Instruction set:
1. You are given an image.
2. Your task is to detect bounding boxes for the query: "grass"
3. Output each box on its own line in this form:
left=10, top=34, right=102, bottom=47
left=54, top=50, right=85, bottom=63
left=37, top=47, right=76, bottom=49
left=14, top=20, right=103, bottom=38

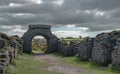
left=61, top=38, right=83, bottom=42
left=51, top=52, right=120, bottom=74
left=60, top=38, right=84, bottom=44
left=32, top=49, right=45, bottom=54
left=5, top=52, right=120, bottom=74
left=32, top=41, right=47, bottom=54
left=5, top=54, right=61, bottom=74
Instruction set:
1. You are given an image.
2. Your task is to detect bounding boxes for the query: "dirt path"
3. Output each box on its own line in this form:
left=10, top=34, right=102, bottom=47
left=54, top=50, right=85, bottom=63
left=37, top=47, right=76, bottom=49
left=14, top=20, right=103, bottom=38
left=35, top=53, right=89, bottom=74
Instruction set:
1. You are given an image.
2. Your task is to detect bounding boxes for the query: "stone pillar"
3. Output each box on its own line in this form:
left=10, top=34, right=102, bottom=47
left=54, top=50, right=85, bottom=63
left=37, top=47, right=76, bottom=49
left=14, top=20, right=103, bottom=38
left=46, top=35, right=58, bottom=53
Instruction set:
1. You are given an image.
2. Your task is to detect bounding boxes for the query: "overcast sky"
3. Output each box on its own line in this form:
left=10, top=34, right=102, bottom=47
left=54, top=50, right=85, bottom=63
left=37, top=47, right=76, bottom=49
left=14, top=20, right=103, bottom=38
left=0, top=0, right=120, bottom=38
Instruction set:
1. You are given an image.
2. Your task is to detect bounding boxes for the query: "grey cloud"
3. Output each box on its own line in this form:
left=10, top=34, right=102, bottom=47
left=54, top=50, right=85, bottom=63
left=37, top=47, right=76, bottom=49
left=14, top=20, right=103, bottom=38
left=0, top=0, right=120, bottom=32
left=0, top=0, right=31, bottom=5
left=63, top=0, right=120, bottom=10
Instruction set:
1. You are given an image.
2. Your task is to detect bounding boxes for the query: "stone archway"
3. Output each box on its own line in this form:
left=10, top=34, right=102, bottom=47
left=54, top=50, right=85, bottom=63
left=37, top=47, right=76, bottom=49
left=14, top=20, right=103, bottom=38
left=22, top=25, right=58, bottom=53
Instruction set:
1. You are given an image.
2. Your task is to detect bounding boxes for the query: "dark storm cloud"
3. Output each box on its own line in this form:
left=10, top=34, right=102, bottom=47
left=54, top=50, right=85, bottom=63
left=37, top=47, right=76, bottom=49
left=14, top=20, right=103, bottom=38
left=0, top=0, right=120, bottom=31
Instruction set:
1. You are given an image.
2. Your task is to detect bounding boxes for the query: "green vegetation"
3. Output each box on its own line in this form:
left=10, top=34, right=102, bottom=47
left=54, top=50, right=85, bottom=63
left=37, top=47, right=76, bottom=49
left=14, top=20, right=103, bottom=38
left=5, top=54, right=61, bottom=74
left=32, top=39, right=47, bottom=53
left=60, top=38, right=84, bottom=44
left=32, top=49, right=45, bottom=53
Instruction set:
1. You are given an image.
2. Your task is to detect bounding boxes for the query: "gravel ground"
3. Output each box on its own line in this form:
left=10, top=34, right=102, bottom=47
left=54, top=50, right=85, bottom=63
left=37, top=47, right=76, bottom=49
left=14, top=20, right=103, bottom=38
left=35, top=54, right=89, bottom=74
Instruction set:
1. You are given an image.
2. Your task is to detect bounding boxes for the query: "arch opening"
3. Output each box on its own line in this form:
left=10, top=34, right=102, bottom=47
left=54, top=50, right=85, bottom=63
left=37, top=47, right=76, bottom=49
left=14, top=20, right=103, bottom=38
left=32, top=36, right=47, bottom=54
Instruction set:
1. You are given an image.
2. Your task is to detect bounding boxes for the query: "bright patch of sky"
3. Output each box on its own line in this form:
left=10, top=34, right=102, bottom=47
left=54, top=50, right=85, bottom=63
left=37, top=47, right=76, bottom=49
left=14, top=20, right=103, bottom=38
left=9, top=3, right=22, bottom=7
left=51, top=24, right=115, bottom=38
left=30, top=0, right=43, bottom=4
left=52, top=25, right=89, bottom=38
left=53, top=0, right=64, bottom=6
left=52, top=24, right=89, bottom=32
left=10, top=13, right=34, bottom=17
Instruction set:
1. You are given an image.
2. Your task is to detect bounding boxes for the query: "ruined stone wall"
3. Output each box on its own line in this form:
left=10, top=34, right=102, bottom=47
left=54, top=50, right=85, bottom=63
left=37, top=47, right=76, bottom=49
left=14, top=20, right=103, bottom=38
left=57, top=30, right=120, bottom=70
left=0, top=33, right=23, bottom=74
left=57, top=40, right=79, bottom=56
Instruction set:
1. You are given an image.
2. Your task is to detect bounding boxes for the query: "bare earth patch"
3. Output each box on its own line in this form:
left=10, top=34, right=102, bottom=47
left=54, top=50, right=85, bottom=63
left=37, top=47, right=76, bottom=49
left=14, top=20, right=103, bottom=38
left=35, top=54, right=89, bottom=74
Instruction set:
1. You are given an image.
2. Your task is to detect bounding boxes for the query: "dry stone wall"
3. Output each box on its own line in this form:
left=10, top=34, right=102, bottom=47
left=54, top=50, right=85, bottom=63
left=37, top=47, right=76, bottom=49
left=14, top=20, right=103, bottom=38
left=57, top=40, right=79, bottom=56
left=0, top=33, right=23, bottom=74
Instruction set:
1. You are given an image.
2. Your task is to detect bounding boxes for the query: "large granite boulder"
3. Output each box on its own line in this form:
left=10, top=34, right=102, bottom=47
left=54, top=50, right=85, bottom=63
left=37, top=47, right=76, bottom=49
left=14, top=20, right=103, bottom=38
left=92, top=31, right=120, bottom=66
left=78, top=37, right=94, bottom=61
left=109, top=30, right=120, bottom=49
left=111, top=39, right=120, bottom=70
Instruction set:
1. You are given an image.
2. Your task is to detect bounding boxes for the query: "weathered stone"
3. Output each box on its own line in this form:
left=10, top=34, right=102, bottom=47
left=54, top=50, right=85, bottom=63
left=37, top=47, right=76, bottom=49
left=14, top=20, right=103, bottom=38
left=0, top=62, right=6, bottom=74
left=78, top=37, right=94, bottom=61
left=92, top=31, right=120, bottom=66
left=57, top=40, right=67, bottom=55
left=0, top=50, right=10, bottom=66
left=9, top=35, right=23, bottom=54
left=0, top=39, right=5, bottom=49
left=67, top=41, right=79, bottom=56
left=60, top=41, right=69, bottom=56
left=111, top=39, right=120, bottom=70
left=29, top=24, right=51, bottom=30
left=23, top=24, right=58, bottom=53
left=57, top=40, right=62, bottom=52
left=92, top=33, right=112, bottom=66
left=57, top=40, right=79, bottom=56
left=0, top=33, right=10, bottom=41
left=0, top=32, right=23, bottom=73
left=109, top=30, right=120, bottom=49
left=47, top=34, right=58, bottom=53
